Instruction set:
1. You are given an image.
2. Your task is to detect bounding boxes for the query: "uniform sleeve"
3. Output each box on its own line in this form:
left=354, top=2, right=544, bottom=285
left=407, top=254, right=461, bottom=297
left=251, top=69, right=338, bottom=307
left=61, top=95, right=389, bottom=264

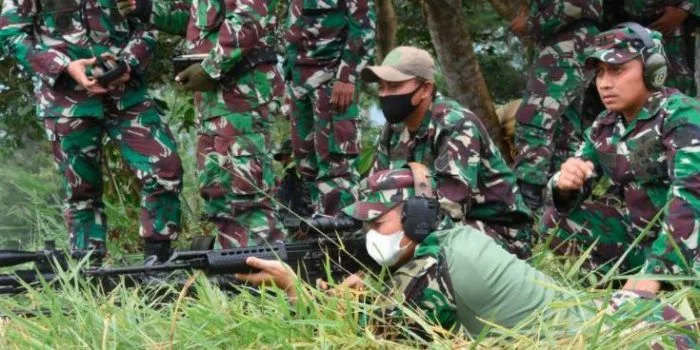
left=528, top=0, right=602, bottom=39
left=0, top=0, right=71, bottom=87
left=546, top=126, right=600, bottom=213
left=120, top=19, right=158, bottom=75
left=200, top=1, right=274, bottom=80
left=678, top=1, right=700, bottom=18
left=335, top=0, right=376, bottom=84
left=150, top=0, right=191, bottom=36
left=643, top=97, right=700, bottom=277
left=432, top=117, right=481, bottom=221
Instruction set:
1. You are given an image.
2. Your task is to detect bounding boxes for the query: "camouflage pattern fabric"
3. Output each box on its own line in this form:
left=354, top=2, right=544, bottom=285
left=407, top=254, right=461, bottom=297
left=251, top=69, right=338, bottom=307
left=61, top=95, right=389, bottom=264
left=371, top=94, right=534, bottom=259
left=603, top=290, right=697, bottom=349
left=288, top=80, right=361, bottom=216
left=342, top=167, right=422, bottom=221
left=284, top=0, right=376, bottom=215
left=513, top=0, right=603, bottom=198
left=0, top=0, right=183, bottom=250
left=150, top=0, right=285, bottom=247
left=542, top=88, right=700, bottom=280
left=284, top=0, right=376, bottom=94
left=0, top=0, right=157, bottom=118
left=622, top=0, right=698, bottom=95
left=197, top=106, right=284, bottom=248
left=372, top=233, right=458, bottom=340
left=44, top=101, right=182, bottom=250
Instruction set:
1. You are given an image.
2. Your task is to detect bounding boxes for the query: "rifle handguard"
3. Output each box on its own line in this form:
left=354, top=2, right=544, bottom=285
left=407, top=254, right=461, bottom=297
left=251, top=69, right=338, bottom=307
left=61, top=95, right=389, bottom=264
left=203, top=244, right=287, bottom=274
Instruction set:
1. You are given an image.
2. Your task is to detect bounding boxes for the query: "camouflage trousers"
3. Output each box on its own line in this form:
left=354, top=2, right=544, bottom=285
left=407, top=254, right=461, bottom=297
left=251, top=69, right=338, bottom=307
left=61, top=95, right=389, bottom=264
left=197, top=103, right=284, bottom=248
left=44, top=100, right=183, bottom=250
left=514, top=28, right=597, bottom=189
left=464, top=219, right=533, bottom=260
left=288, top=80, right=360, bottom=216
left=540, top=193, right=649, bottom=274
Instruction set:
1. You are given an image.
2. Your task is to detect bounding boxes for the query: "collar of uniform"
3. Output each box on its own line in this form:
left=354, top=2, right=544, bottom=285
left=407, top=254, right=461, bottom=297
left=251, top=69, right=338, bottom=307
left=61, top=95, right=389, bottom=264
left=413, top=232, right=441, bottom=259
left=633, top=89, right=667, bottom=123
left=414, top=94, right=439, bottom=140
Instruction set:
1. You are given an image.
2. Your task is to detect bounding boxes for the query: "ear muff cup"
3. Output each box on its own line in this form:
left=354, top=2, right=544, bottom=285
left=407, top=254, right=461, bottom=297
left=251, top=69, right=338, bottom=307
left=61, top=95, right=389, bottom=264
left=401, top=163, right=439, bottom=243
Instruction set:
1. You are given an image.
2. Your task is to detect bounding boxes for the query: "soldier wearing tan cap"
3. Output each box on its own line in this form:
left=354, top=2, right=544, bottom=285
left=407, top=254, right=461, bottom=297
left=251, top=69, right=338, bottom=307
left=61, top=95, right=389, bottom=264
left=362, top=46, right=535, bottom=259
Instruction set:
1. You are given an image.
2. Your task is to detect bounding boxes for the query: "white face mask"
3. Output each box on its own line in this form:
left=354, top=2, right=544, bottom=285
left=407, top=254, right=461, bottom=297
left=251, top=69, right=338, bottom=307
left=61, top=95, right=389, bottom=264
left=365, top=229, right=407, bottom=267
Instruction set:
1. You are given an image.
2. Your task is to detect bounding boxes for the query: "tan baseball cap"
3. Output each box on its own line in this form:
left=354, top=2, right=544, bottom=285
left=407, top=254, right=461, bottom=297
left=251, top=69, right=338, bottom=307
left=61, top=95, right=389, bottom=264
left=361, top=46, right=436, bottom=83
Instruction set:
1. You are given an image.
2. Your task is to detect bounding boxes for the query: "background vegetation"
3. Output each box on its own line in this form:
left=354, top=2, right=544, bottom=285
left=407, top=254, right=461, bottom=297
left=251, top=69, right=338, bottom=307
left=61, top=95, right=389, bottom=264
left=0, top=0, right=696, bottom=348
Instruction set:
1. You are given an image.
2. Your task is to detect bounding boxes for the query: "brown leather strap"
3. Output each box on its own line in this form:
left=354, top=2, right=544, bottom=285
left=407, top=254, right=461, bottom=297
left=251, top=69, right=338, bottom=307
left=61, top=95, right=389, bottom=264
left=407, top=162, right=433, bottom=198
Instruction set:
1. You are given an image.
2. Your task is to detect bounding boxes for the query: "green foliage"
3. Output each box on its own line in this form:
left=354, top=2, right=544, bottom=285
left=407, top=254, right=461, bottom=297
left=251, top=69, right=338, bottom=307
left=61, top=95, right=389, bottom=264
left=394, top=0, right=527, bottom=103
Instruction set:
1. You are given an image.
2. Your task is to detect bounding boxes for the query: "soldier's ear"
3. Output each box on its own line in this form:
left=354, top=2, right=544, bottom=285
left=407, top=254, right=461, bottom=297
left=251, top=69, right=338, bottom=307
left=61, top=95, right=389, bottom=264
left=421, top=81, right=435, bottom=100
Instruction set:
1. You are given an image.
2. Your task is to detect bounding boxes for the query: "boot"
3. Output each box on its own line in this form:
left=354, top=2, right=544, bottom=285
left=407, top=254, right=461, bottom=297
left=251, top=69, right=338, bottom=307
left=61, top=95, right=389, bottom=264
left=143, top=240, right=172, bottom=265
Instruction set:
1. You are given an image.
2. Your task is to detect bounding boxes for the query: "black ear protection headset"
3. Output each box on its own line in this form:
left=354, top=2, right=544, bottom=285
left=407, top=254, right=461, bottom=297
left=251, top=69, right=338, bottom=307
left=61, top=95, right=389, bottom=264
left=401, top=162, right=440, bottom=243
left=613, top=22, right=668, bottom=90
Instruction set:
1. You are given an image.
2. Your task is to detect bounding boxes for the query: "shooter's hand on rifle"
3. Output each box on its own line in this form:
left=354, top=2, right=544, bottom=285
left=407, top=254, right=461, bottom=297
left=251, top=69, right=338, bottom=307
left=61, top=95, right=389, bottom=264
left=316, top=272, right=365, bottom=296
left=235, top=257, right=299, bottom=300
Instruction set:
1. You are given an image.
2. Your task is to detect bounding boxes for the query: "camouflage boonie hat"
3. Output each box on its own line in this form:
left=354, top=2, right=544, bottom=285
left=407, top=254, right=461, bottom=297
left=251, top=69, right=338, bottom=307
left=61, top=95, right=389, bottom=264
left=586, top=23, right=666, bottom=67
left=342, top=168, right=437, bottom=222
left=273, top=139, right=292, bottom=161
left=361, top=46, right=436, bottom=83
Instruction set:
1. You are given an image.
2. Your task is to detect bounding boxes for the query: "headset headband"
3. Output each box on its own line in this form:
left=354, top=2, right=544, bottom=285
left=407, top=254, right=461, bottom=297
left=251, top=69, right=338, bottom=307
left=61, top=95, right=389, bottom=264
left=614, top=22, right=655, bottom=50
left=407, top=162, right=433, bottom=199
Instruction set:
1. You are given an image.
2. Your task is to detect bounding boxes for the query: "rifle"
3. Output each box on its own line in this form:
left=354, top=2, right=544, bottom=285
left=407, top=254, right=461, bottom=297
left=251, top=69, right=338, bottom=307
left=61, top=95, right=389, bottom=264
left=0, top=240, right=103, bottom=294
left=0, top=217, right=375, bottom=296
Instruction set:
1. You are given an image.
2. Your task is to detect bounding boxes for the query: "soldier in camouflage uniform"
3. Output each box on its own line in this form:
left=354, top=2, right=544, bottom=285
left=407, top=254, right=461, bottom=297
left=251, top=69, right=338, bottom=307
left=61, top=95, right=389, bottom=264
left=363, top=46, right=533, bottom=259
left=284, top=0, right=376, bottom=216
left=621, top=0, right=699, bottom=95
left=541, top=25, right=700, bottom=292
left=120, top=0, right=285, bottom=248
left=0, top=0, right=183, bottom=260
left=510, top=0, right=603, bottom=211
left=237, top=166, right=696, bottom=345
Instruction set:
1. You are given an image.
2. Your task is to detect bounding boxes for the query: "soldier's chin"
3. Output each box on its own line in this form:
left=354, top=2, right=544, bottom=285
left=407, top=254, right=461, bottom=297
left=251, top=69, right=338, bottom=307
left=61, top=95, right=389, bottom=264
left=602, top=101, right=622, bottom=112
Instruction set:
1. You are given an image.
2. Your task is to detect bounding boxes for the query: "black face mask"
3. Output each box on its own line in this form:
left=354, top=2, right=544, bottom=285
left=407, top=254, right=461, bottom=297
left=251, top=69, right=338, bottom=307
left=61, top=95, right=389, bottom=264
left=380, top=84, right=424, bottom=124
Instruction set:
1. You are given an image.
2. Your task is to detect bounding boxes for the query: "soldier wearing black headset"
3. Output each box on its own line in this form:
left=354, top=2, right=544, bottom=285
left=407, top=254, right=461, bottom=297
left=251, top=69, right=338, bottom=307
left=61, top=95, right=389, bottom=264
left=236, top=162, right=697, bottom=343
left=236, top=162, right=567, bottom=337
left=541, top=22, right=700, bottom=294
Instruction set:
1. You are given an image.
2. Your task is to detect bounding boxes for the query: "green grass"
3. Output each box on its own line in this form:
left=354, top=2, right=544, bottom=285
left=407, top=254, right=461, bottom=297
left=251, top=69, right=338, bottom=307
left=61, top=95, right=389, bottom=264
left=0, top=89, right=697, bottom=348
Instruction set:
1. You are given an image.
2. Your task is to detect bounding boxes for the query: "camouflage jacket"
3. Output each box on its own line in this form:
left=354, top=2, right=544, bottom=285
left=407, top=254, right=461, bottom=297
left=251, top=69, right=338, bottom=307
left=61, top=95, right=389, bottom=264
left=371, top=94, right=532, bottom=227
left=623, top=0, right=700, bottom=20
left=547, top=88, right=700, bottom=276
left=528, top=0, right=603, bottom=42
left=150, top=0, right=283, bottom=118
left=0, top=0, right=156, bottom=118
left=284, top=0, right=376, bottom=97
